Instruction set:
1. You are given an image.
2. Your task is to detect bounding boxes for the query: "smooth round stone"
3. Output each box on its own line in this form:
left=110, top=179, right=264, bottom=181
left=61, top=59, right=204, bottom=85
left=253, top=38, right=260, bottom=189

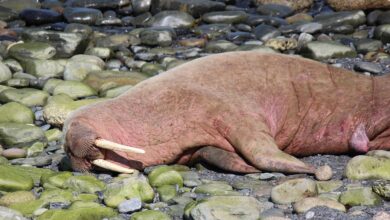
left=3, top=59, right=23, bottom=72
left=150, top=0, right=226, bottom=18
left=0, top=123, right=45, bottom=147
left=64, top=7, right=103, bottom=25
left=2, top=148, right=27, bottom=159
left=194, top=23, right=232, bottom=39
left=300, top=41, right=357, bottom=60
left=139, top=28, right=175, bottom=46
left=0, top=191, right=35, bottom=207
left=0, top=88, right=49, bottom=107
left=64, top=23, right=93, bottom=37
left=53, top=81, right=96, bottom=99
left=286, top=13, right=313, bottom=24
left=19, top=9, right=62, bottom=25
left=257, top=3, right=293, bottom=18
left=0, top=0, right=40, bottom=13
left=202, top=11, right=248, bottom=24
left=6, top=79, right=29, bottom=88
left=367, top=10, right=383, bottom=26
left=354, top=62, right=383, bottom=75
left=9, top=42, right=56, bottom=60
left=132, top=0, right=152, bottom=15
left=293, top=197, right=345, bottom=213
left=63, top=56, right=104, bottom=81
left=0, top=61, right=12, bottom=83
left=151, top=11, right=194, bottom=28
left=254, top=0, right=313, bottom=11
left=178, top=38, right=207, bottom=47
left=65, top=0, right=130, bottom=8
left=246, top=15, right=287, bottom=27
left=253, top=24, right=281, bottom=42
left=118, top=198, right=142, bottom=213
left=0, top=102, right=34, bottom=124
left=226, top=32, right=256, bottom=43
left=105, top=59, right=122, bottom=70
left=271, top=178, right=317, bottom=204
left=315, top=165, right=333, bottom=181
left=376, top=11, right=390, bottom=25
left=205, top=40, right=238, bottom=53
left=355, top=39, right=383, bottom=54
left=131, top=210, right=170, bottom=220
left=23, top=59, right=66, bottom=78
left=313, top=11, right=366, bottom=28
left=375, top=24, right=390, bottom=44
left=339, top=187, right=382, bottom=206
left=345, top=155, right=390, bottom=180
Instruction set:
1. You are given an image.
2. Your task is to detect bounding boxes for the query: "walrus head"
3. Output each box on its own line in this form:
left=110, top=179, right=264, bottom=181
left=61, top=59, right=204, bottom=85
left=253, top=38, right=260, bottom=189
left=64, top=119, right=145, bottom=174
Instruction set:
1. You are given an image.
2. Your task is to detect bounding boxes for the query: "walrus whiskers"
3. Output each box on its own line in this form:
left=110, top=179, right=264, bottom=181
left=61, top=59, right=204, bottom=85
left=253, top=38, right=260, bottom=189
left=94, top=139, right=145, bottom=154
left=92, top=159, right=136, bottom=173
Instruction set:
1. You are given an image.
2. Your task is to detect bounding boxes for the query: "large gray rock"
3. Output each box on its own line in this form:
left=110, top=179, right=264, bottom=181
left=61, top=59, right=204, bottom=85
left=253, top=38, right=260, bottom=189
left=22, top=30, right=87, bottom=58
left=188, top=196, right=265, bottom=220
left=0, top=61, right=12, bottom=83
left=0, top=123, right=45, bottom=148
left=0, top=88, right=49, bottom=107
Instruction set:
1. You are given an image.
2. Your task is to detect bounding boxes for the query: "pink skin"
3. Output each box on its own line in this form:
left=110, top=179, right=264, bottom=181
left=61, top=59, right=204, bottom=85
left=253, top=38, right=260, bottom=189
left=64, top=52, right=390, bottom=174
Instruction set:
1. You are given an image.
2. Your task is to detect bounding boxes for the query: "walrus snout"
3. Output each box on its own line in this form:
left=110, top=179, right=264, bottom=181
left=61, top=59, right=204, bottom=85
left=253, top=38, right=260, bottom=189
left=64, top=120, right=145, bottom=173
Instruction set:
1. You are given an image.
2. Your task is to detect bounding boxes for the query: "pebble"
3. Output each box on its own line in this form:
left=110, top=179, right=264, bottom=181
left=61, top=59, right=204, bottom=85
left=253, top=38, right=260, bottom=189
left=2, top=148, right=27, bottom=159
left=354, top=61, right=383, bottom=75
left=118, top=198, right=142, bottom=213
left=315, top=165, right=333, bottom=181
left=19, top=9, right=62, bottom=25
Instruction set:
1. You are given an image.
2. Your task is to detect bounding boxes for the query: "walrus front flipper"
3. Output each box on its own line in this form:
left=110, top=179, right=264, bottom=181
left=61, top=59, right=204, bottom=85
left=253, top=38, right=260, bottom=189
left=189, top=146, right=259, bottom=173
left=227, top=120, right=316, bottom=174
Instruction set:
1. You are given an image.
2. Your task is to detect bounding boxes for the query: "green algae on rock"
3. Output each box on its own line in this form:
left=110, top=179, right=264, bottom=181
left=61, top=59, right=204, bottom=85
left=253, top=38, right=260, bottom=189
left=271, top=178, right=317, bottom=204
left=8, top=42, right=56, bottom=60
left=0, top=191, right=35, bottom=207
left=130, top=210, right=171, bottom=220
left=148, top=166, right=184, bottom=188
left=0, top=102, right=34, bottom=124
left=157, top=185, right=177, bottom=202
left=63, top=175, right=105, bottom=194
left=36, top=204, right=116, bottom=220
left=0, top=88, right=49, bottom=107
left=0, top=123, right=45, bottom=148
left=345, top=155, right=390, bottom=180
left=339, top=187, right=382, bottom=206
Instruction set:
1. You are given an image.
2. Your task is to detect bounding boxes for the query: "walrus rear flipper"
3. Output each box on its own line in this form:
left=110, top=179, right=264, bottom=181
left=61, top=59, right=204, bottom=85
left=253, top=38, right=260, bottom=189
left=188, top=146, right=259, bottom=173
left=227, top=119, right=316, bottom=174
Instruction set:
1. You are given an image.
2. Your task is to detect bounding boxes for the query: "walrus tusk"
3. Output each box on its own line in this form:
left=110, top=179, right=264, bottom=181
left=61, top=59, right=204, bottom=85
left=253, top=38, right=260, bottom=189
left=92, top=159, right=135, bottom=173
left=95, top=139, right=145, bottom=154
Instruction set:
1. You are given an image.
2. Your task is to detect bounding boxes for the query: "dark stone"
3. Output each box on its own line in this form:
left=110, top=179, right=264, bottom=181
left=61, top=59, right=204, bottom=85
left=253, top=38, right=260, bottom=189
left=19, top=9, right=62, bottom=26
left=313, top=10, right=366, bottom=28
left=253, top=24, right=281, bottom=42
left=64, top=0, right=130, bottom=9
left=0, top=6, right=18, bottom=21
left=354, top=62, right=383, bottom=75
left=256, top=4, right=293, bottom=18
left=226, top=32, right=256, bottom=43
left=132, top=0, right=152, bottom=15
left=377, top=11, right=390, bottom=25
left=367, top=10, right=383, bottom=26
left=246, top=15, right=287, bottom=27
left=63, top=7, right=103, bottom=25
left=151, top=0, right=226, bottom=18
left=355, top=39, right=383, bottom=53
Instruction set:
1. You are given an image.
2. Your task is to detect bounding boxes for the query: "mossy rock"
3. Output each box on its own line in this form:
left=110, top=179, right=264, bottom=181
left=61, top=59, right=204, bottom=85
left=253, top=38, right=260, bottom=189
left=339, top=187, right=382, bottom=206
left=345, top=155, right=390, bottom=180
left=0, top=88, right=49, bottom=107
left=0, top=102, right=34, bottom=124
left=316, top=180, right=343, bottom=194
left=63, top=175, right=105, bottom=194
left=41, top=172, right=73, bottom=188
left=9, top=198, right=47, bottom=217
left=44, top=129, right=63, bottom=142
left=0, top=123, right=46, bottom=148
left=0, top=191, right=35, bottom=207
left=157, top=185, right=177, bottom=202
left=40, top=189, right=73, bottom=203
left=36, top=204, right=116, bottom=220
left=148, top=166, right=184, bottom=187
left=104, top=174, right=154, bottom=208
left=0, top=165, right=34, bottom=191
left=194, top=182, right=238, bottom=196
left=130, top=210, right=171, bottom=220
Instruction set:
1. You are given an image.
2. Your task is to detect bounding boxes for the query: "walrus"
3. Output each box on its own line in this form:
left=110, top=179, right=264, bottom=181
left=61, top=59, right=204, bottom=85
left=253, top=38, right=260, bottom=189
left=63, top=51, right=390, bottom=174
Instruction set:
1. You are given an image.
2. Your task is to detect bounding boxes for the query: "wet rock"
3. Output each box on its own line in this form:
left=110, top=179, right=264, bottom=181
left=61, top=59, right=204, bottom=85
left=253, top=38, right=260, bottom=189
left=151, top=0, right=226, bottom=18
left=26, top=142, right=47, bottom=157
left=0, top=102, right=34, bottom=124
left=374, top=24, right=390, bottom=44
left=271, top=178, right=317, bottom=204
left=355, top=39, right=383, bottom=54
left=148, top=165, right=183, bottom=187
left=377, top=11, right=390, bottom=25
left=0, top=165, right=34, bottom=191
left=0, top=88, right=49, bottom=107
left=118, top=198, right=142, bottom=213
left=327, top=0, right=390, bottom=11
left=131, top=210, right=171, bottom=220
left=9, top=42, right=56, bottom=61
left=313, top=10, right=366, bottom=28
left=316, top=180, right=343, bottom=194
left=157, top=185, right=177, bottom=202
left=23, top=59, right=67, bottom=78
left=339, top=186, right=382, bottom=206
left=345, top=155, right=390, bottom=180
left=188, top=196, right=264, bottom=220
left=63, top=175, right=105, bottom=194
left=36, top=203, right=116, bottom=220
left=139, top=27, right=175, bottom=46
left=65, top=0, right=130, bottom=8
left=85, top=47, right=111, bottom=59
left=254, top=0, right=313, bottom=11
left=286, top=13, right=313, bottom=24
left=0, top=206, right=27, bottom=220
left=2, top=148, right=27, bottom=159
left=0, top=0, right=40, bottom=13
left=22, top=30, right=86, bottom=58
left=151, top=11, right=194, bottom=28
left=63, top=55, right=104, bottom=81
left=202, top=11, right=248, bottom=24
left=11, top=154, right=54, bottom=166
left=64, top=7, right=103, bottom=25
left=373, top=181, right=390, bottom=200
left=195, top=181, right=237, bottom=196
left=0, top=123, right=45, bottom=147
left=104, top=174, right=154, bottom=207
left=354, top=61, right=383, bottom=75
left=44, top=128, right=62, bottom=142
left=19, top=9, right=62, bottom=25
left=52, top=81, right=96, bottom=99
left=300, top=41, right=357, bottom=60
left=293, top=197, right=346, bottom=213
left=101, top=85, right=133, bottom=98
left=253, top=24, right=281, bottom=42
left=257, top=4, right=293, bottom=18
left=41, top=172, right=73, bottom=188
left=205, top=40, right=238, bottom=53
left=194, top=23, right=232, bottom=39
left=43, top=94, right=106, bottom=127
left=0, top=191, right=35, bottom=207
left=83, top=70, right=147, bottom=92
left=132, top=0, right=152, bottom=15
left=0, top=61, right=12, bottom=83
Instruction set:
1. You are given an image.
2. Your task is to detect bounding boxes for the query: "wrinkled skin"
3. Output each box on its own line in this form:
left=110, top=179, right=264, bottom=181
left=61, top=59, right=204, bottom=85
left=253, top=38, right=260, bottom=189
left=64, top=52, right=390, bottom=174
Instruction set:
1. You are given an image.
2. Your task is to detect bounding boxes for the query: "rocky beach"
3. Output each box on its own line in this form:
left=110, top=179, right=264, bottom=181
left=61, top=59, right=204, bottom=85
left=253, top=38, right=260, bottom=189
left=0, top=0, right=390, bottom=219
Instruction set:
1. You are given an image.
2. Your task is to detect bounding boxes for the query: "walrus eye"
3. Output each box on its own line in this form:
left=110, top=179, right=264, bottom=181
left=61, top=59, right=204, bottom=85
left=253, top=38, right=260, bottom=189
left=94, top=139, right=145, bottom=154
left=92, top=159, right=136, bottom=173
